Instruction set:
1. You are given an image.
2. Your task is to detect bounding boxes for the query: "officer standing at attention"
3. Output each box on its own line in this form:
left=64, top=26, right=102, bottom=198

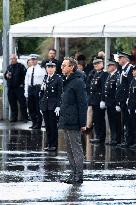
left=127, top=65, right=136, bottom=148
left=116, top=52, right=133, bottom=148
left=89, top=57, right=108, bottom=144
left=4, top=54, right=28, bottom=122
left=41, top=49, right=62, bottom=74
left=24, top=55, right=46, bottom=129
left=39, top=61, right=63, bottom=151
left=104, top=60, right=122, bottom=146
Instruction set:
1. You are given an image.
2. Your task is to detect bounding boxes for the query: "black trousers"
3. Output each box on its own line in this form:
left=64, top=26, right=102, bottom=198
left=92, top=106, right=106, bottom=142
left=128, top=113, right=136, bottom=145
left=28, top=86, right=42, bottom=126
left=107, top=106, right=122, bottom=143
left=42, top=110, right=58, bottom=148
left=120, top=103, right=130, bottom=144
left=8, top=87, right=28, bottom=120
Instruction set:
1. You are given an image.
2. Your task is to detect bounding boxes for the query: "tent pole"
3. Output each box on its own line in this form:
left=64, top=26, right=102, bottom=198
left=2, top=0, right=10, bottom=120
left=54, top=37, right=60, bottom=60
left=104, top=37, right=111, bottom=70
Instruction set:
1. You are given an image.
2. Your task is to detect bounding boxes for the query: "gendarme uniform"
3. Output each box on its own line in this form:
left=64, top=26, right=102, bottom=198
left=24, top=56, right=46, bottom=129
left=89, top=58, right=108, bottom=143
left=127, top=66, right=136, bottom=146
left=104, top=61, right=122, bottom=145
left=40, top=62, right=63, bottom=150
left=116, top=52, right=133, bottom=145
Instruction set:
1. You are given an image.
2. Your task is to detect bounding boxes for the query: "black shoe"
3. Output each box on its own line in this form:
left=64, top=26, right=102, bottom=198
left=23, top=119, right=28, bottom=123
left=10, top=119, right=17, bottom=122
left=90, top=139, right=103, bottom=144
left=33, top=125, right=41, bottom=130
left=45, top=147, right=57, bottom=151
left=64, top=175, right=83, bottom=184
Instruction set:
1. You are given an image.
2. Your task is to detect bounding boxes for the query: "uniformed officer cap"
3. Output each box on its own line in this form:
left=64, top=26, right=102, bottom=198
left=93, top=57, right=103, bottom=64
left=107, top=60, right=117, bottom=66
left=46, top=61, right=56, bottom=67
left=118, top=52, right=131, bottom=60
left=29, top=54, right=38, bottom=60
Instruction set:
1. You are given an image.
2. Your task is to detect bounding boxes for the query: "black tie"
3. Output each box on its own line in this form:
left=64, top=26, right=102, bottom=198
left=31, top=67, right=34, bottom=86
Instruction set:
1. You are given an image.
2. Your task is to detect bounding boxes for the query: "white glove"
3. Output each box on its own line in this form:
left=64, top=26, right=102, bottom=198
left=100, top=101, right=106, bottom=109
left=128, top=109, right=130, bottom=114
left=126, top=98, right=129, bottom=105
left=135, top=110, right=136, bottom=114
left=116, top=105, right=121, bottom=112
left=54, top=107, right=60, bottom=116
left=24, top=93, right=28, bottom=98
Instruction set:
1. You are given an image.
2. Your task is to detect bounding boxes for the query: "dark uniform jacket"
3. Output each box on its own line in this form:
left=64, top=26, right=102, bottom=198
left=116, top=63, right=133, bottom=104
left=39, top=74, right=63, bottom=111
left=59, top=71, right=88, bottom=130
left=128, top=78, right=136, bottom=111
left=88, top=70, right=108, bottom=107
left=105, top=71, right=120, bottom=107
left=41, top=59, right=62, bottom=74
left=4, top=63, right=26, bottom=88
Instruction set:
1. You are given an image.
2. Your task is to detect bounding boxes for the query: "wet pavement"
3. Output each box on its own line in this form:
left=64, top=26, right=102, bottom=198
left=0, top=121, right=136, bottom=204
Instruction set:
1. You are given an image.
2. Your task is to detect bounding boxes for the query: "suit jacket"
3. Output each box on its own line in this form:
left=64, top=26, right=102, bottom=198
left=128, top=78, right=136, bottom=111
left=39, top=74, right=63, bottom=111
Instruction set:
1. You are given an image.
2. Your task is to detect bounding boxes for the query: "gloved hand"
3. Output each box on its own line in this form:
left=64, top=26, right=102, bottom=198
left=54, top=107, right=60, bottom=116
left=116, top=105, right=121, bottom=112
left=24, top=93, right=28, bottom=98
left=135, top=110, right=136, bottom=114
left=100, top=101, right=106, bottom=109
left=126, top=98, right=129, bottom=105
left=128, top=109, right=130, bottom=114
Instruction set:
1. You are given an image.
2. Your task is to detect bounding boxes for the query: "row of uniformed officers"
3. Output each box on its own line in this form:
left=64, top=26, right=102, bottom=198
left=4, top=51, right=136, bottom=151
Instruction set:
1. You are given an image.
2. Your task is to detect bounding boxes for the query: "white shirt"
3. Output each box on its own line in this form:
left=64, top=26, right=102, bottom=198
left=110, top=69, right=117, bottom=76
left=24, top=64, right=46, bottom=98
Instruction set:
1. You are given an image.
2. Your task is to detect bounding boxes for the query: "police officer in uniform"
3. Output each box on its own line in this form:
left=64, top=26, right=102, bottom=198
left=116, top=52, right=133, bottom=148
left=41, top=49, right=62, bottom=74
left=4, top=54, right=28, bottom=122
left=40, top=61, right=63, bottom=151
left=127, top=65, right=136, bottom=148
left=24, top=55, right=46, bottom=129
left=89, top=58, right=108, bottom=144
left=105, top=60, right=122, bottom=145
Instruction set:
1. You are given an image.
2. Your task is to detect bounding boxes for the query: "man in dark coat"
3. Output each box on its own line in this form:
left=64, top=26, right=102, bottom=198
left=40, top=61, right=63, bottom=151
left=59, top=57, right=87, bottom=184
left=4, top=54, right=28, bottom=122
left=41, top=49, right=62, bottom=74
left=116, top=52, right=133, bottom=148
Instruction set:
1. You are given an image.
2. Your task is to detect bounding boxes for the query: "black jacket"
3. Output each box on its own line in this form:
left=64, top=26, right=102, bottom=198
left=41, top=59, right=62, bottom=74
left=88, top=70, right=108, bottom=107
left=59, top=71, right=88, bottom=130
left=128, top=78, right=136, bottom=111
left=39, top=74, right=63, bottom=111
left=105, top=71, right=120, bottom=107
left=4, top=63, right=26, bottom=88
left=116, top=63, right=133, bottom=104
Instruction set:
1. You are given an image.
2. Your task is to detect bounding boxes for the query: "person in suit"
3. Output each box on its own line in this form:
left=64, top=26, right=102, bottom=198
left=4, top=54, right=28, bottom=122
left=89, top=57, right=109, bottom=144
left=41, top=49, right=62, bottom=74
left=40, top=61, right=63, bottom=151
left=24, top=54, right=46, bottom=129
left=104, top=60, right=122, bottom=145
left=116, top=52, right=133, bottom=148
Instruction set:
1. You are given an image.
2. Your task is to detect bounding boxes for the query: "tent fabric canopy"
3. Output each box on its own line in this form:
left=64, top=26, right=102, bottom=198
left=10, top=0, right=136, bottom=38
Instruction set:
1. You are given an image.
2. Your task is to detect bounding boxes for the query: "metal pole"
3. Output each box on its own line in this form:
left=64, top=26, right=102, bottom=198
left=2, top=0, right=10, bottom=120
left=104, top=37, right=111, bottom=70
left=65, top=0, right=69, bottom=56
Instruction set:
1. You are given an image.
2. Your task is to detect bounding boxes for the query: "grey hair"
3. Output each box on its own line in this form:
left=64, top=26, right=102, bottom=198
left=64, top=56, right=78, bottom=72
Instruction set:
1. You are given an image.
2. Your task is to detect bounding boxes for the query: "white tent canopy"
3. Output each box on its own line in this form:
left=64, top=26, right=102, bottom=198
left=10, top=0, right=136, bottom=38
